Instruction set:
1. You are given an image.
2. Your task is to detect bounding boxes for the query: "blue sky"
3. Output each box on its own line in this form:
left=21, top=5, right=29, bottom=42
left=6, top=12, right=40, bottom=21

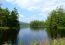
left=0, top=0, right=65, bottom=23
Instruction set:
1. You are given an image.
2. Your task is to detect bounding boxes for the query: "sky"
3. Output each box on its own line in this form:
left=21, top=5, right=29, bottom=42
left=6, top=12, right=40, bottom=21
left=0, top=0, right=65, bottom=23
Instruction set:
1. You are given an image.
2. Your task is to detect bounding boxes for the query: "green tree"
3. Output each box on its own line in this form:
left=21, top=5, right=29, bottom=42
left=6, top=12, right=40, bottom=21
left=9, top=8, right=20, bottom=29
left=30, top=20, right=44, bottom=29
left=46, top=7, right=65, bottom=38
left=0, top=7, right=20, bottom=44
left=0, top=3, right=19, bottom=30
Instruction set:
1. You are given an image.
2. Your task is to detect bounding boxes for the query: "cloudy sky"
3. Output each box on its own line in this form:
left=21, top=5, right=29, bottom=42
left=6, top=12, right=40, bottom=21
left=0, top=0, right=65, bottom=23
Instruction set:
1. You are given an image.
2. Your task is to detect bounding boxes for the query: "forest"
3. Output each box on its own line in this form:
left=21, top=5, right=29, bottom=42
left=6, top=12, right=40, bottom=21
left=30, top=7, right=65, bottom=39
left=29, top=7, right=65, bottom=45
left=0, top=6, right=20, bottom=45
left=0, top=4, right=65, bottom=45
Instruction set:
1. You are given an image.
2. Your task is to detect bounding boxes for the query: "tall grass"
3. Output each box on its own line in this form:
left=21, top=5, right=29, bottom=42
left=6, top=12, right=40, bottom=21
left=52, top=38, right=65, bottom=45
left=31, top=38, right=65, bottom=45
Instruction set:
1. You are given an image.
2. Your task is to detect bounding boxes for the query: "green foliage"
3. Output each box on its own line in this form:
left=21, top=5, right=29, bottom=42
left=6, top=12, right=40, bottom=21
left=30, top=20, right=44, bottom=29
left=52, top=38, right=65, bottom=45
left=0, top=7, right=20, bottom=29
left=46, top=7, right=65, bottom=38
left=0, top=7, right=20, bottom=44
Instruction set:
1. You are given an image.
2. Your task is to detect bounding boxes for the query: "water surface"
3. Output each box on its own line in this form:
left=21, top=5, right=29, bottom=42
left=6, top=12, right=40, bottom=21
left=17, top=28, right=49, bottom=45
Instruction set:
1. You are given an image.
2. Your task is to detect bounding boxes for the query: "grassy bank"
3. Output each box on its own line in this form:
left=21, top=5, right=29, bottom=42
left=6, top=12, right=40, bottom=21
left=0, top=27, right=9, bottom=29
left=31, top=38, right=65, bottom=45
left=51, top=38, right=65, bottom=45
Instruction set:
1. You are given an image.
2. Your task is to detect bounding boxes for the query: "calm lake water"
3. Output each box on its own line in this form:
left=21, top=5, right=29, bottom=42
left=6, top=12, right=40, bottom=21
left=17, top=28, right=50, bottom=45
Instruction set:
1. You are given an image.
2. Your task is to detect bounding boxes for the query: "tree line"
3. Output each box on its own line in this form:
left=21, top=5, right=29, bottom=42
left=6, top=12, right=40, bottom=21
left=0, top=7, right=20, bottom=44
left=0, top=7, right=20, bottom=30
left=30, top=7, right=65, bottom=39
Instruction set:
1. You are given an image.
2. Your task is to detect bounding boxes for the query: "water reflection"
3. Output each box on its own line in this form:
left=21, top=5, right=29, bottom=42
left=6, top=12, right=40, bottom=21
left=17, top=28, right=49, bottom=45
left=0, top=29, right=19, bottom=45
left=0, top=28, right=50, bottom=45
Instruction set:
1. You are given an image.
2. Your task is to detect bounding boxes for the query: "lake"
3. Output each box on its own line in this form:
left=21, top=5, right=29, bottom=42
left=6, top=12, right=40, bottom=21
left=17, top=28, right=50, bottom=45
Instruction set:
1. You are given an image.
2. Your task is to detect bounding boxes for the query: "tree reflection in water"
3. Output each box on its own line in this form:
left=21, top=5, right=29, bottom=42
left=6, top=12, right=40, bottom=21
left=0, top=28, right=19, bottom=45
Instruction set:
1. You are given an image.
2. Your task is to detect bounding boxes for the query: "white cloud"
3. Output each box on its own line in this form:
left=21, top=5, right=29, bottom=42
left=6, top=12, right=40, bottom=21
left=25, top=16, right=36, bottom=22
left=19, top=14, right=24, bottom=18
left=22, top=15, right=38, bottom=23
left=5, top=0, right=65, bottom=22
left=6, top=0, right=14, bottom=2
left=5, top=0, right=65, bottom=11
left=18, top=14, right=24, bottom=21
left=0, top=0, right=5, bottom=3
